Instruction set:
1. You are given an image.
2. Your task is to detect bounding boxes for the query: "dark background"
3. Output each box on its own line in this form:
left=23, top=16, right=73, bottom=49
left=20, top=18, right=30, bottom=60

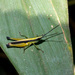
left=69, top=5, right=75, bottom=64
left=0, top=2, right=75, bottom=75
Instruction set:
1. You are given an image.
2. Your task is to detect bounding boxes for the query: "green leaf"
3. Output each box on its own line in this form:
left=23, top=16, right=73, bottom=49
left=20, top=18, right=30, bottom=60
left=0, top=0, right=73, bottom=75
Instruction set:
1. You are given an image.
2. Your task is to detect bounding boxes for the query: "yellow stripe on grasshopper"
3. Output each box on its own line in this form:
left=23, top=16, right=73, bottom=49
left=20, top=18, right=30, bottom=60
left=7, top=37, right=24, bottom=41
left=7, top=41, right=37, bottom=47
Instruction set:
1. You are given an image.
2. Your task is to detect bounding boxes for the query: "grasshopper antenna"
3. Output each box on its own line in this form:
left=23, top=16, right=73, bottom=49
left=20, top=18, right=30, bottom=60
left=42, top=25, right=59, bottom=38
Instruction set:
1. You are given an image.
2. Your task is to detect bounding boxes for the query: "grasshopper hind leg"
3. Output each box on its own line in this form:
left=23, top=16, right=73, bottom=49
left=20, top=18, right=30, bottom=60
left=23, top=45, right=31, bottom=53
left=33, top=44, right=44, bottom=53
